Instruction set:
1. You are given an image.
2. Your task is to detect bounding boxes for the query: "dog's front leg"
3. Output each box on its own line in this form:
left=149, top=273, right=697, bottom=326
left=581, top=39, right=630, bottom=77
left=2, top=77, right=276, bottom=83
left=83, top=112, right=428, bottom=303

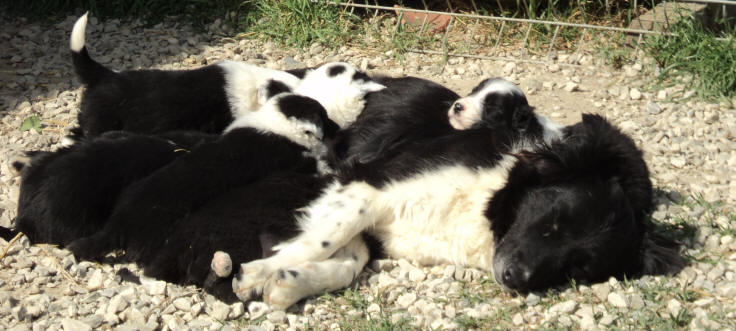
left=232, top=180, right=377, bottom=302
left=261, top=235, right=370, bottom=310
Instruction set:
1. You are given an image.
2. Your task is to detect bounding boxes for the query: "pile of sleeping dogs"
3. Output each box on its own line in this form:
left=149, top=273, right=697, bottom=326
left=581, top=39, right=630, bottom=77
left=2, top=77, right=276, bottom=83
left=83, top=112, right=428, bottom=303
left=3, top=13, right=684, bottom=310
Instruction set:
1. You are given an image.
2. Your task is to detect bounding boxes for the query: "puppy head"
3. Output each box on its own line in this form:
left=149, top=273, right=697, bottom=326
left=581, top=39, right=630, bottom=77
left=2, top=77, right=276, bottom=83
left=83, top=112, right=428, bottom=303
left=226, top=93, right=339, bottom=152
left=487, top=114, right=683, bottom=292
left=449, top=78, right=533, bottom=130
left=294, top=62, right=385, bottom=128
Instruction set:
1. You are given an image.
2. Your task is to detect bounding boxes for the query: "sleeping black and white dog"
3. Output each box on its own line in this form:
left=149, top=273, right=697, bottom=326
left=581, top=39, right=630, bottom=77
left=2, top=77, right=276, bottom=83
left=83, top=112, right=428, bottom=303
left=228, top=109, right=683, bottom=310
left=69, top=13, right=383, bottom=139
left=65, top=93, right=338, bottom=266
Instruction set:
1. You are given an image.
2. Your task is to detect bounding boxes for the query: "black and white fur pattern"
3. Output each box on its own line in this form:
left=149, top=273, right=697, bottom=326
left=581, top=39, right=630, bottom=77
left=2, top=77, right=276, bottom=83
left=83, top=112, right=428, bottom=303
left=69, top=13, right=301, bottom=139
left=448, top=77, right=563, bottom=143
left=65, top=93, right=338, bottom=265
left=230, top=114, right=683, bottom=310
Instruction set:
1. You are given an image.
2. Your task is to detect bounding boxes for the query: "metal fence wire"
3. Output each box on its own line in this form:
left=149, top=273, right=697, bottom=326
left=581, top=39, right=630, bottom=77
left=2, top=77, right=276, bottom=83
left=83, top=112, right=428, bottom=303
left=317, top=0, right=735, bottom=66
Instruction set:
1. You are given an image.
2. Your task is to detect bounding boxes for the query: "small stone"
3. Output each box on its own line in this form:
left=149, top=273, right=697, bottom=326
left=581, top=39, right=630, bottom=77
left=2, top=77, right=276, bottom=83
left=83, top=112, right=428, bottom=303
left=140, top=277, right=166, bottom=296
left=267, top=310, right=287, bottom=324
left=512, top=312, right=525, bottom=325
left=564, top=82, right=579, bottom=92
left=667, top=298, right=682, bottom=317
left=61, top=318, right=92, bottom=331
left=408, top=268, right=426, bottom=282
left=629, top=88, right=642, bottom=100
left=86, top=269, right=104, bottom=291
left=229, top=302, right=245, bottom=319
left=607, top=292, right=627, bottom=308
left=173, top=297, right=191, bottom=311
left=525, top=293, right=541, bottom=306
left=549, top=63, right=561, bottom=73
left=657, top=90, right=668, bottom=100
left=647, top=101, right=662, bottom=115
left=377, top=273, right=398, bottom=291
left=503, top=62, right=516, bottom=74
left=630, top=294, right=645, bottom=309
left=208, top=301, right=230, bottom=320
left=396, top=292, right=417, bottom=308
left=670, top=156, right=687, bottom=168
left=106, top=295, right=128, bottom=315
left=550, top=300, right=577, bottom=315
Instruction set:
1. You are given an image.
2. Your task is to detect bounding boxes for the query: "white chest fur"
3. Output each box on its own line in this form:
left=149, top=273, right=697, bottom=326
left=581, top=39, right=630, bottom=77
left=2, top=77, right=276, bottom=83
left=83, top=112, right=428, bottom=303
left=367, top=156, right=516, bottom=271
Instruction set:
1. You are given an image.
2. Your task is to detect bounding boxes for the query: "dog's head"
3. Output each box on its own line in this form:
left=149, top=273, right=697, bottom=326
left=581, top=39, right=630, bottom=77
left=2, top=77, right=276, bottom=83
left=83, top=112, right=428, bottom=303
left=294, top=62, right=385, bottom=128
left=487, top=114, right=683, bottom=292
left=226, top=93, right=339, bottom=153
left=449, top=78, right=562, bottom=142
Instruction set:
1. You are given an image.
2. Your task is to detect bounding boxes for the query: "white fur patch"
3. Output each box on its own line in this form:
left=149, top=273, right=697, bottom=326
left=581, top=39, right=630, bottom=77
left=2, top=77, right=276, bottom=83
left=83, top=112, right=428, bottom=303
left=536, top=114, right=564, bottom=143
left=448, top=78, right=525, bottom=130
left=294, top=62, right=385, bottom=128
left=70, top=12, right=88, bottom=52
left=224, top=93, right=326, bottom=155
left=217, top=61, right=301, bottom=118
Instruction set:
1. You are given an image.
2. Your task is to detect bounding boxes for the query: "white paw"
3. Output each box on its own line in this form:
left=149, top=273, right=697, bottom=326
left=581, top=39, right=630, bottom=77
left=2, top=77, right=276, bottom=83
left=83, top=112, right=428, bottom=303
left=211, top=251, right=232, bottom=278
left=262, top=265, right=316, bottom=310
left=232, top=260, right=273, bottom=302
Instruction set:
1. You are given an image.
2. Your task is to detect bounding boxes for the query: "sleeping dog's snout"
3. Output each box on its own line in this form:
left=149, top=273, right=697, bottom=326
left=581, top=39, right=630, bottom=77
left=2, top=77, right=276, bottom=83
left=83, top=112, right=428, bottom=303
left=452, top=102, right=464, bottom=114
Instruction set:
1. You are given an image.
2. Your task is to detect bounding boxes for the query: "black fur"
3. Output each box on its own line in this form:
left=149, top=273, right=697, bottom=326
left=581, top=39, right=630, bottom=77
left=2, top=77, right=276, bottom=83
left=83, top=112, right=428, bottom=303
left=10, top=131, right=213, bottom=246
left=328, top=76, right=459, bottom=168
left=73, top=45, right=234, bottom=137
left=488, top=114, right=683, bottom=292
left=143, top=173, right=329, bottom=302
left=65, top=97, right=336, bottom=266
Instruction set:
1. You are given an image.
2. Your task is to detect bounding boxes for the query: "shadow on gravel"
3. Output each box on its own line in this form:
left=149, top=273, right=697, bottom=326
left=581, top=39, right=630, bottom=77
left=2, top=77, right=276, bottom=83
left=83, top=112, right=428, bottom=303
left=1, top=13, right=229, bottom=124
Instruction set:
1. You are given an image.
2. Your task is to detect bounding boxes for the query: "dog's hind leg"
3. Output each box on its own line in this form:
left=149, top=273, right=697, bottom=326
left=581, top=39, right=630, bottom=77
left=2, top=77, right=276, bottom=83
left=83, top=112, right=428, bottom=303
left=232, top=180, right=377, bottom=302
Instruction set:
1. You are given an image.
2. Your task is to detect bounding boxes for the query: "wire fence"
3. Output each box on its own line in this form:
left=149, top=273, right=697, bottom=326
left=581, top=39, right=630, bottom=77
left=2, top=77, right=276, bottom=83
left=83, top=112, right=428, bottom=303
left=319, top=0, right=734, bottom=66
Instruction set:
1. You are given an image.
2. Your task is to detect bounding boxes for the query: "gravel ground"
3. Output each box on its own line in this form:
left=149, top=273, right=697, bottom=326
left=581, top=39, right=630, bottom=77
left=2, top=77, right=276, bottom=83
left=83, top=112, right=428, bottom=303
left=1, top=14, right=735, bottom=331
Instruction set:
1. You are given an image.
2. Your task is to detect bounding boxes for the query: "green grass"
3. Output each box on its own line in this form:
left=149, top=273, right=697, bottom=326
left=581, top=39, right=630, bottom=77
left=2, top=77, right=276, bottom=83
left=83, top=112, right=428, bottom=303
left=644, top=16, right=736, bottom=101
left=239, top=0, right=363, bottom=49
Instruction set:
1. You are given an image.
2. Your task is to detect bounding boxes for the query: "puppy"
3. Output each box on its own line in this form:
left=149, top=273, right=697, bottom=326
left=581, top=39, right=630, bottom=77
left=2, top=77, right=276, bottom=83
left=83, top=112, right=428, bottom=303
left=6, top=131, right=213, bottom=246
left=69, top=13, right=301, bottom=138
left=66, top=93, right=338, bottom=266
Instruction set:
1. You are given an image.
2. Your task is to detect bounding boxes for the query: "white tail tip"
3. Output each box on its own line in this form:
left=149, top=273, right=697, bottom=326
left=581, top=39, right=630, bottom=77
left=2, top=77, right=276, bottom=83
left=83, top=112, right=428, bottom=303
left=70, top=12, right=89, bottom=52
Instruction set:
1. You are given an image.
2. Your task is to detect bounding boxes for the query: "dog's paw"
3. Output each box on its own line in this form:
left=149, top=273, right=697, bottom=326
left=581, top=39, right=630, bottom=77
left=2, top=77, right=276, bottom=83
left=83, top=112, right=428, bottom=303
left=211, top=251, right=232, bottom=278
left=232, top=260, right=273, bottom=302
left=262, top=265, right=317, bottom=310
left=66, top=237, right=101, bottom=262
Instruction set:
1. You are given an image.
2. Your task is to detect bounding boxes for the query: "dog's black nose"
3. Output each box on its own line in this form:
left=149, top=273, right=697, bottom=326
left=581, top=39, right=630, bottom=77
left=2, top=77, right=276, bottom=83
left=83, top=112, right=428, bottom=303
left=453, top=102, right=464, bottom=114
left=502, top=265, right=529, bottom=291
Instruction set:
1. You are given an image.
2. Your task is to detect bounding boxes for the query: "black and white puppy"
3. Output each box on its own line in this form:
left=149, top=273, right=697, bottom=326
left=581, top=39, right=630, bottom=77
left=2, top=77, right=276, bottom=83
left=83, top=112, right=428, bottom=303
left=69, top=13, right=301, bottom=139
left=231, top=114, right=683, bottom=309
left=5, top=131, right=213, bottom=246
left=66, top=93, right=338, bottom=266
left=448, top=77, right=562, bottom=142
left=329, top=76, right=560, bottom=169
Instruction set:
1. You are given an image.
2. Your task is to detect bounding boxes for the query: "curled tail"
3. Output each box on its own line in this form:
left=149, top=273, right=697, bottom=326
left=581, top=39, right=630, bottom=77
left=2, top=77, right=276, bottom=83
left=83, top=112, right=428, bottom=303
left=70, top=12, right=114, bottom=86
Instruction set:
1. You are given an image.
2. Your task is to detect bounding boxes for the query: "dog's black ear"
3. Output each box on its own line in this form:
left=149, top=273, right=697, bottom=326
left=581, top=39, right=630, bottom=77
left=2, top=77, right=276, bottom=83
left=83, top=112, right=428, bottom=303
left=639, top=230, right=685, bottom=276
left=511, top=104, right=535, bottom=132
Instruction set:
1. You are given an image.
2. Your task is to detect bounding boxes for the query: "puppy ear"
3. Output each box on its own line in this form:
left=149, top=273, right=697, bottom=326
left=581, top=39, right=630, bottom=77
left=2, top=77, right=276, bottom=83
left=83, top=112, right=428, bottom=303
left=639, top=231, right=685, bottom=276
left=511, top=105, right=535, bottom=132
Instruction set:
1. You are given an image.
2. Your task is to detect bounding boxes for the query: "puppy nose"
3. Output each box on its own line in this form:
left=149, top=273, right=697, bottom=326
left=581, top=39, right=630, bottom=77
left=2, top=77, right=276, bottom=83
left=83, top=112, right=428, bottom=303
left=453, top=102, right=464, bottom=114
